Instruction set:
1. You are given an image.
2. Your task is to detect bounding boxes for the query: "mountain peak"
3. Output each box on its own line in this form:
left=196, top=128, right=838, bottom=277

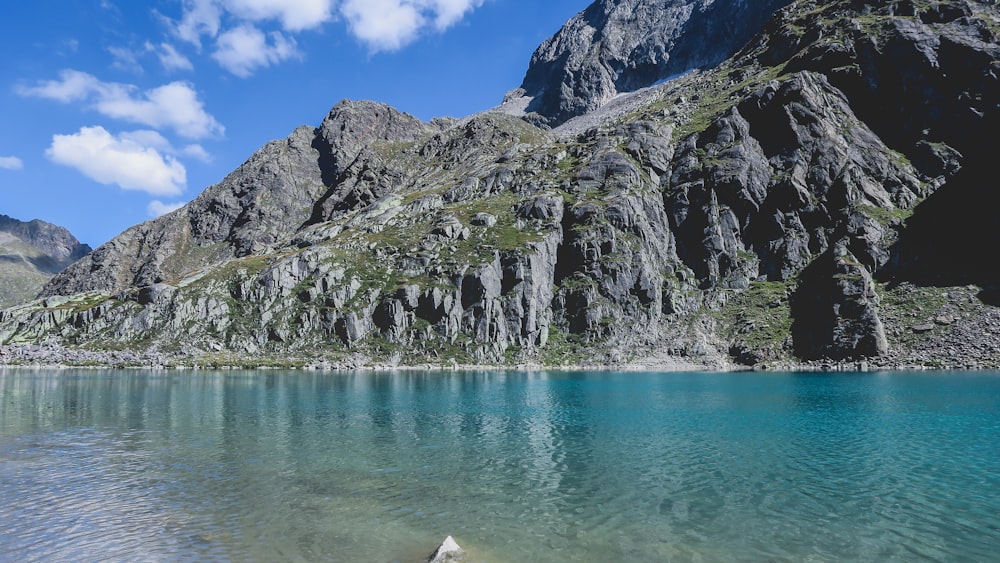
left=513, top=0, right=794, bottom=127
left=0, top=214, right=91, bottom=309
left=0, top=214, right=90, bottom=265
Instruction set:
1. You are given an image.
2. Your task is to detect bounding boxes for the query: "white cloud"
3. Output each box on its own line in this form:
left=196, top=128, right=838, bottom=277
left=119, top=129, right=173, bottom=151
left=60, top=39, right=80, bottom=55
left=147, top=200, right=186, bottom=217
left=166, top=0, right=482, bottom=74
left=223, top=0, right=333, bottom=31
left=148, top=42, right=194, bottom=72
left=18, top=71, right=223, bottom=139
left=117, top=131, right=212, bottom=163
left=0, top=156, right=24, bottom=170
left=168, top=0, right=482, bottom=66
left=172, top=0, right=332, bottom=44
left=47, top=126, right=187, bottom=196
left=182, top=144, right=213, bottom=163
left=95, top=82, right=223, bottom=139
left=173, top=0, right=223, bottom=48
left=212, top=24, right=298, bottom=77
left=427, top=0, right=484, bottom=30
left=16, top=69, right=100, bottom=102
left=109, top=42, right=193, bottom=75
left=340, top=0, right=484, bottom=52
left=341, top=0, right=423, bottom=51
left=109, top=46, right=144, bottom=74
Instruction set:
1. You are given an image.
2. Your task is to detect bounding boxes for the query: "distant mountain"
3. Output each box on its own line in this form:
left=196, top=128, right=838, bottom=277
left=0, top=214, right=91, bottom=309
left=2, top=0, right=998, bottom=369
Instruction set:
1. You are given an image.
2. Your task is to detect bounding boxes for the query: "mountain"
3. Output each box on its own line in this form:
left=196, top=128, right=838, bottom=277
left=2, top=0, right=998, bottom=369
left=0, top=215, right=91, bottom=309
left=512, top=0, right=794, bottom=127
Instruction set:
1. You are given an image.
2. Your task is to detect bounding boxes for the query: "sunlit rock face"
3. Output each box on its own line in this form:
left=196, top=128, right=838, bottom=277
left=514, top=0, right=794, bottom=127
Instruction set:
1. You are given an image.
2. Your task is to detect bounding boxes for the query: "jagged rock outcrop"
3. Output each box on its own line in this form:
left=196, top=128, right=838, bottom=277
left=0, top=215, right=90, bottom=309
left=793, top=243, right=888, bottom=360
left=41, top=102, right=440, bottom=299
left=2, top=0, right=998, bottom=368
left=666, top=71, right=926, bottom=290
left=515, top=0, right=794, bottom=127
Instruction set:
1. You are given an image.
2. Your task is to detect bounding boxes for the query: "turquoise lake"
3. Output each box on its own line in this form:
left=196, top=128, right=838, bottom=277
left=1, top=369, right=999, bottom=562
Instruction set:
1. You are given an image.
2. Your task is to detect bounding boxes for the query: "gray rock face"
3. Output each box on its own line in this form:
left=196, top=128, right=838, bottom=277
left=517, top=0, right=794, bottom=127
left=793, top=243, right=889, bottom=360
left=2, top=0, right=998, bottom=369
left=40, top=101, right=432, bottom=299
left=666, top=71, right=925, bottom=291
left=0, top=215, right=90, bottom=309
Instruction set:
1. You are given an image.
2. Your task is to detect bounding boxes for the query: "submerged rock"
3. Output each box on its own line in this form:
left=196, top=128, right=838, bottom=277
left=426, top=536, right=465, bottom=563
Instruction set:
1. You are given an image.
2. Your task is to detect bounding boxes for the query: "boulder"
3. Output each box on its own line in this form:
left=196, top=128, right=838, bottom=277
left=427, top=536, right=465, bottom=563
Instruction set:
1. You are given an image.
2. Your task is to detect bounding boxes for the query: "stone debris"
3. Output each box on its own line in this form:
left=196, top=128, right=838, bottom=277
left=934, top=315, right=956, bottom=326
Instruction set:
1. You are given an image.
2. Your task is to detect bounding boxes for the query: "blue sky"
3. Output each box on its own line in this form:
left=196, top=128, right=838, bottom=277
left=0, top=0, right=590, bottom=246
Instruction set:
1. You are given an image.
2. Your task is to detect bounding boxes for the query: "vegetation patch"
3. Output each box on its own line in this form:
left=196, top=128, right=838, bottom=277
left=856, top=204, right=916, bottom=226
left=708, top=281, right=794, bottom=356
left=45, top=292, right=111, bottom=313
left=663, top=62, right=790, bottom=139
left=539, top=328, right=591, bottom=366
left=878, top=283, right=948, bottom=320
left=355, top=331, right=479, bottom=366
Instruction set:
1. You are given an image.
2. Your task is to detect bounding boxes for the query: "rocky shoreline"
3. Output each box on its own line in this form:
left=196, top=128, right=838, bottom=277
left=2, top=341, right=996, bottom=373
left=0, top=342, right=712, bottom=372
left=4, top=280, right=997, bottom=373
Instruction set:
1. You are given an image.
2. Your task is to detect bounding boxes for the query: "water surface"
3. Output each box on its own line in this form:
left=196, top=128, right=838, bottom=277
left=1, top=369, right=999, bottom=562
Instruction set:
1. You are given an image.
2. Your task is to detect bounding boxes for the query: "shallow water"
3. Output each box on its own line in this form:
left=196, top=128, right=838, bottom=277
left=1, top=369, right=999, bottom=562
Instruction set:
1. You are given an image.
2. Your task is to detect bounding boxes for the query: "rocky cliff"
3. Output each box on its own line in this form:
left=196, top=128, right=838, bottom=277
left=2, top=0, right=998, bottom=369
left=0, top=215, right=90, bottom=309
left=514, top=0, right=794, bottom=127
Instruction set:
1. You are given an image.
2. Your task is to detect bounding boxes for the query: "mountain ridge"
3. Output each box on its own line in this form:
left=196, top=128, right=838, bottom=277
left=0, top=214, right=91, bottom=310
left=2, top=0, right=998, bottom=369
left=514, top=0, right=795, bottom=127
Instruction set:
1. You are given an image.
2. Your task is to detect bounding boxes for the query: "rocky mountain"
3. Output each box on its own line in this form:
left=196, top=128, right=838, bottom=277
left=1, top=0, right=998, bottom=369
left=0, top=215, right=91, bottom=309
left=513, top=0, right=794, bottom=127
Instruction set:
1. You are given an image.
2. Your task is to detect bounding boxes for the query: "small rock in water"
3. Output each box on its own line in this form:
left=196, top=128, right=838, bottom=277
left=427, top=536, right=465, bottom=563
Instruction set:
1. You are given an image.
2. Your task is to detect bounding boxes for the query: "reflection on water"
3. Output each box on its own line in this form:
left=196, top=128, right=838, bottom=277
left=2, top=369, right=1000, bottom=562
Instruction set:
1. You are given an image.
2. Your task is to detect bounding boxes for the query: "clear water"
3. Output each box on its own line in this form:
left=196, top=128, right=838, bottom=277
left=1, top=369, right=999, bottom=562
